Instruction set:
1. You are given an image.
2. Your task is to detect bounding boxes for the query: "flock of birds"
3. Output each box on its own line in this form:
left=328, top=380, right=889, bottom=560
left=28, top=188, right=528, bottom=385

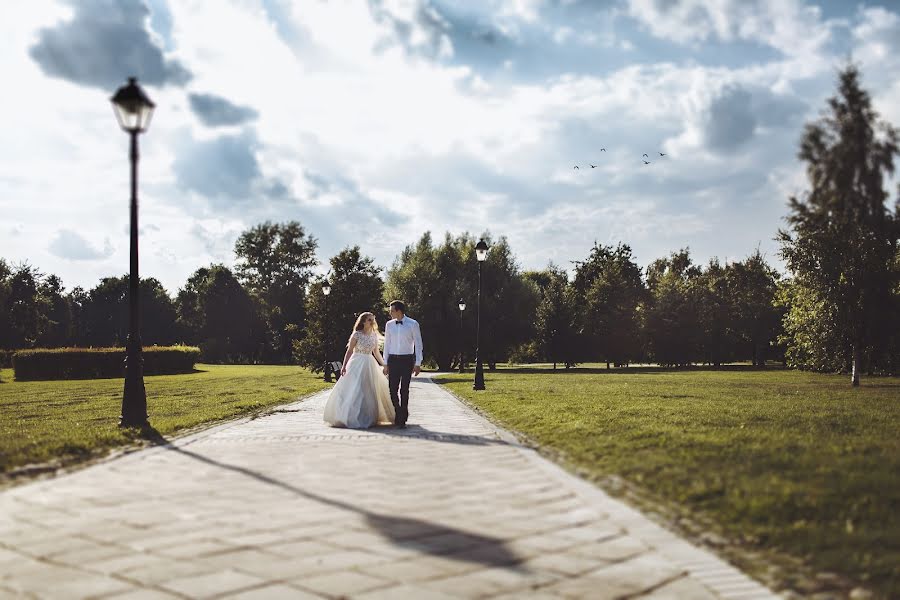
left=573, top=149, right=667, bottom=169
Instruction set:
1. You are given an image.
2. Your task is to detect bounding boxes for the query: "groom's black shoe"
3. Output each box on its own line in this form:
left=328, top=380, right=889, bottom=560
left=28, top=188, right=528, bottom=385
left=398, top=423, right=407, bottom=429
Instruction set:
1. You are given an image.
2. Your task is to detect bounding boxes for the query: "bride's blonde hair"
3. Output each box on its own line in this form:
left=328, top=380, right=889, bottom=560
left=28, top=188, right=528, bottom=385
left=351, top=312, right=380, bottom=337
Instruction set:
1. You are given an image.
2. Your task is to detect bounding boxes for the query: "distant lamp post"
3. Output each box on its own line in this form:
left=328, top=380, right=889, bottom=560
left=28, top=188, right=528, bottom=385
left=473, top=240, right=489, bottom=390
left=112, top=77, right=155, bottom=428
left=458, top=299, right=466, bottom=374
left=322, top=279, right=332, bottom=383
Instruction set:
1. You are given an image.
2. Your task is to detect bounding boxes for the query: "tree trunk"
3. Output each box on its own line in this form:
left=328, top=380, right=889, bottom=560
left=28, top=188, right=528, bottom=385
left=851, top=343, right=861, bottom=387
left=553, top=361, right=557, bottom=370
left=606, top=361, right=610, bottom=370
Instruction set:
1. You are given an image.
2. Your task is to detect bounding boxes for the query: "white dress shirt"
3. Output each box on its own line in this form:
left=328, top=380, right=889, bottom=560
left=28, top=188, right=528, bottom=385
left=383, top=316, right=423, bottom=366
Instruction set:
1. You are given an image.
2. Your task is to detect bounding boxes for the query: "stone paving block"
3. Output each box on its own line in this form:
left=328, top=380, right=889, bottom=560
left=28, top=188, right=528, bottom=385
left=293, top=570, right=391, bottom=596
left=118, top=557, right=218, bottom=586
left=220, top=583, right=325, bottom=599
left=357, top=556, right=455, bottom=583
left=150, top=539, right=236, bottom=560
left=547, top=552, right=685, bottom=599
left=427, top=565, right=561, bottom=597
left=354, top=583, right=465, bottom=600
left=102, top=587, right=183, bottom=599
left=78, top=551, right=158, bottom=576
left=159, top=569, right=268, bottom=598
left=4, top=563, right=133, bottom=598
left=523, top=550, right=612, bottom=577
left=568, top=534, right=650, bottom=562
left=264, top=539, right=345, bottom=559
left=640, top=575, right=719, bottom=599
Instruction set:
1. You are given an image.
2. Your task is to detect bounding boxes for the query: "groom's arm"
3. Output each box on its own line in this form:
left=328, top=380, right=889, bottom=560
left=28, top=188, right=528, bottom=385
left=413, top=321, right=423, bottom=368
left=382, top=321, right=391, bottom=367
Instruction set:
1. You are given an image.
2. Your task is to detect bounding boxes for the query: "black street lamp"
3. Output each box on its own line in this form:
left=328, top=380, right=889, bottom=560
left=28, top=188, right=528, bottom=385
left=458, top=299, right=466, bottom=374
left=112, top=77, right=155, bottom=428
left=322, top=279, right=332, bottom=382
left=473, top=240, right=488, bottom=390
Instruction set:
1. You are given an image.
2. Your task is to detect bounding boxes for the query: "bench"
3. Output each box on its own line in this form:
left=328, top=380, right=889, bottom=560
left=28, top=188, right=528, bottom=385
left=327, top=360, right=344, bottom=381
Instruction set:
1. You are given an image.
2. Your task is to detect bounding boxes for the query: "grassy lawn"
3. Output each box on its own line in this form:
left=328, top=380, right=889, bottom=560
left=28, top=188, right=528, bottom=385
left=438, top=366, right=900, bottom=597
left=0, top=364, right=329, bottom=475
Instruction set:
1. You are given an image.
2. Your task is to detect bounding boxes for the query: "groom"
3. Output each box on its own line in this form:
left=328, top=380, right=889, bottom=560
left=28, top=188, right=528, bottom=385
left=382, top=300, right=423, bottom=428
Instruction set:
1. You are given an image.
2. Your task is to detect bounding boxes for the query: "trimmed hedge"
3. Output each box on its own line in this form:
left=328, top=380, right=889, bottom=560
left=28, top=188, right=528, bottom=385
left=12, top=346, right=201, bottom=381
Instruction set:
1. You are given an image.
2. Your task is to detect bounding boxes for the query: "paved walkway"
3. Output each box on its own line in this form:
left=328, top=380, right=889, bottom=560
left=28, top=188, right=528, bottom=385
left=0, top=376, right=779, bottom=599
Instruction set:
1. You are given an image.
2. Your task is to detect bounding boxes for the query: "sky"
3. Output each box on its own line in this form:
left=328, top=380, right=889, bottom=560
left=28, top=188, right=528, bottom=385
left=2, top=0, right=900, bottom=295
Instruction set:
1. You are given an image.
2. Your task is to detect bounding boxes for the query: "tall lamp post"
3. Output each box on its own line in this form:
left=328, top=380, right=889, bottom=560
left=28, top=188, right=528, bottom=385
left=112, top=77, right=155, bottom=428
left=457, top=299, right=466, bottom=374
left=473, top=240, right=489, bottom=390
left=322, top=279, right=332, bottom=382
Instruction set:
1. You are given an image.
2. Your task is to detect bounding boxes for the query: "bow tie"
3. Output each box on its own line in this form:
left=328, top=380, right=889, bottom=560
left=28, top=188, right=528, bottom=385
left=396, top=320, right=404, bottom=325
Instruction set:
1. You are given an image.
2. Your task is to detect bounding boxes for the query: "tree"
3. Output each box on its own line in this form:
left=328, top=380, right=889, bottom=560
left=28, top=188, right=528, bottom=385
left=1, top=263, right=50, bottom=349
left=643, top=249, right=703, bottom=366
left=777, top=65, right=900, bottom=385
left=529, top=265, right=579, bottom=368
left=235, top=221, right=318, bottom=362
left=294, top=247, right=384, bottom=370
left=383, top=232, right=466, bottom=371
left=79, top=276, right=178, bottom=347
left=36, top=274, right=73, bottom=348
left=727, top=251, right=781, bottom=366
left=177, top=264, right=262, bottom=362
left=691, top=259, right=735, bottom=366
left=572, top=243, right=646, bottom=367
left=383, top=232, right=538, bottom=370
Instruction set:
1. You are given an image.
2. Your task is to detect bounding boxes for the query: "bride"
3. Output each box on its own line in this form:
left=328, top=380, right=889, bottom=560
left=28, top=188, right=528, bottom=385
left=323, top=312, right=395, bottom=429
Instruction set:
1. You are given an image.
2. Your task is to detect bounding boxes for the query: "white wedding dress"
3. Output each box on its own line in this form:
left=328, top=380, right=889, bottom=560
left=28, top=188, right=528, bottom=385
left=323, top=331, right=395, bottom=428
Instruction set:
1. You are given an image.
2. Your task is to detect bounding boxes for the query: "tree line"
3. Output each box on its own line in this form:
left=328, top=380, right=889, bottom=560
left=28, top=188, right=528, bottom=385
left=1, top=66, right=897, bottom=383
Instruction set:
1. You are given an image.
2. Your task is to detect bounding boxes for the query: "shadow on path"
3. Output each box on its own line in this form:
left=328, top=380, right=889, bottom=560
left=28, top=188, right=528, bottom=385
left=360, top=424, right=510, bottom=446
left=138, top=425, right=526, bottom=571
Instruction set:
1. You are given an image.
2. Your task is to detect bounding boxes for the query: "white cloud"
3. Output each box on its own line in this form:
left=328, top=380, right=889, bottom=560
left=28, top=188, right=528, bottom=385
left=2, top=0, right=900, bottom=296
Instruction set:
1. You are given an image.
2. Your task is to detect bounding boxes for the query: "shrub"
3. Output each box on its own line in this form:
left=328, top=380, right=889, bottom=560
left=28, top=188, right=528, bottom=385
left=12, top=346, right=200, bottom=381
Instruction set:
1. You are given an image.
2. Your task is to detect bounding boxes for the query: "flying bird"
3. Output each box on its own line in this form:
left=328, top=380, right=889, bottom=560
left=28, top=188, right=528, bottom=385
left=573, top=165, right=579, bottom=169
left=600, top=148, right=606, bottom=152
left=643, top=160, right=651, bottom=165
left=590, top=164, right=597, bottom=168
left=659, top=152, right=666, bottom=157
left=642, top=153, right=649, bottom=158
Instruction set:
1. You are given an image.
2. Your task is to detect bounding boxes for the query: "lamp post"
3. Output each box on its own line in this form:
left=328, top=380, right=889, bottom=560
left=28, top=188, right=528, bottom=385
left=111, top=77, right=155, bottom=428
left=458, top=299, right=466, bottom=374
left=473, top=240, right=488, bottom=390
left=322, top=279, right=332, bottom=382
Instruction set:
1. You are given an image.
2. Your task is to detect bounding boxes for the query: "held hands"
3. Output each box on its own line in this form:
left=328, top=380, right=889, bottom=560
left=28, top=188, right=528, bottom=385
left=383, top=365, right=389, bottom=376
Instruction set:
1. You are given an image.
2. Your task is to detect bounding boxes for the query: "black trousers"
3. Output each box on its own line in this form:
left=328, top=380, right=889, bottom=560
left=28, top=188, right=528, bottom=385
left=388, top=354, right=415, bottom=424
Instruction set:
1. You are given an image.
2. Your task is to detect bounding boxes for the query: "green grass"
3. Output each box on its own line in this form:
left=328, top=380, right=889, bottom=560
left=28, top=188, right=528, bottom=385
left=438, top=366, right=900, bottom=597
left=0, top=364, right=329, bottom=474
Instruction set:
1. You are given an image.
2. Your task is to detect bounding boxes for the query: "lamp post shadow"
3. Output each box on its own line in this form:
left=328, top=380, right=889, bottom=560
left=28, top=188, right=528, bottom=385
left=137, top=426, right=528, bottom=571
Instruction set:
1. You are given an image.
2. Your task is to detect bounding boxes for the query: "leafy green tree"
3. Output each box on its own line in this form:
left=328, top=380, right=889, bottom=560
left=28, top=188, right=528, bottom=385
left=572, top=243, right=646, bottom=367
left=294, top=247, right=384, bottom=370
left=36, top=274, right=73, bottom=348
left=235, top=221, right=318, bottom=362
left=691, top=259, right=735, bottom=366
left=80, top=276, right=178, bottom=347
left=777, top=65, right=900, bottom=385
left=383, top=232, right=467, bottom=370
left=0, top=259, right=14, bottom=348
left=727, top=251, right=782, bottom=366
left=1, top=263, right=51, bottom=349
left=643, top=249, right=702, bottom=366
left=177, top=264, right=262, bottom=362
left=384, top=232, right=538, bottom=370
left=528, top=265, right=579, bottom=368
